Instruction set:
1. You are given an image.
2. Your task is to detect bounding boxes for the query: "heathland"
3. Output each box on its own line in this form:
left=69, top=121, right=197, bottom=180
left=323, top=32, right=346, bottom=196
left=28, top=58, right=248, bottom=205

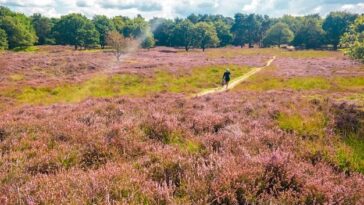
left=0, top=46, right=363, bottom=204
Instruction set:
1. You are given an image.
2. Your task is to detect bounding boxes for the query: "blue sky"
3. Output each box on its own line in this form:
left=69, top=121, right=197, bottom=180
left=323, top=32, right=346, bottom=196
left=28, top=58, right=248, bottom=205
left=0, top=0, right=363, bottom=19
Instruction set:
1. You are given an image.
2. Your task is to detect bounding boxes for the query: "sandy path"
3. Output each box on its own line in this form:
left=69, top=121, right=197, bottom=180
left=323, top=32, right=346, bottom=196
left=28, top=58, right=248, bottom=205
left=195, top=56, right=276, bottom=97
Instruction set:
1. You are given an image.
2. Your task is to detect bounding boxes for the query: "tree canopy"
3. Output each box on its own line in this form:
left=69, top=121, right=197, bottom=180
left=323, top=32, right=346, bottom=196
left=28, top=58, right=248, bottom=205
left=0, top=6, right=361, bottom=53
left=31, top=13, right=54, bottom=45
left=0, top=6, right=37, bottom=49
left=0, top=28, right=8, bottom=50
left=293, top=17, right=325, bottom=49
left=323, top=12, right=358, bottom=50
left=93, top=15, right=115, bottom=48
left=52, top=13, right=99, bottom=49
left=195, top=22, right=219, bottom=51
left=263, top=22, right=294, bottom=47
left=171, top=20, right=196, bottom=51
left=341, top=15, right=364, bottom=62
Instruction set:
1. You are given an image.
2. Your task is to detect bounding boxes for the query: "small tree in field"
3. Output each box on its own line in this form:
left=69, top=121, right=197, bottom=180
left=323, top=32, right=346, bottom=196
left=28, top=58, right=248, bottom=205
left=106, top=31, right=136, bottom=61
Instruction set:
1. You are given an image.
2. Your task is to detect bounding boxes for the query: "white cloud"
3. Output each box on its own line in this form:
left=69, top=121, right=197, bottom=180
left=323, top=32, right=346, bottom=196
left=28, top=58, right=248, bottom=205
left=0, top=0, right=363, bottom=18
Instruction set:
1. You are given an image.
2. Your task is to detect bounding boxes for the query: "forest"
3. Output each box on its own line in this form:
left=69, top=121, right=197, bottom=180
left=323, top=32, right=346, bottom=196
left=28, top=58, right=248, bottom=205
left=0, top=6, right=363, bottom=61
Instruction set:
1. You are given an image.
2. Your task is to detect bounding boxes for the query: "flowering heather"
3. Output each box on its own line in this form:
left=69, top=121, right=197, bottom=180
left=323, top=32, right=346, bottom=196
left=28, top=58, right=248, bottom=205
left=0, top=47, right=363, bottom=204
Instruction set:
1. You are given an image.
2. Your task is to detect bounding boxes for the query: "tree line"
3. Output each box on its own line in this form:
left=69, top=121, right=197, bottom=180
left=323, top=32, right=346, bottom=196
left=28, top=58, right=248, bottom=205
left=0, top=6, right=363, bottom=60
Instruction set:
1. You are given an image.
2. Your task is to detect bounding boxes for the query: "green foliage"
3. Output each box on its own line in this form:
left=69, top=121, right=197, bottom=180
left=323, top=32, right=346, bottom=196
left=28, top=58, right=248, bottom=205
left=277, top=111, right=327, bottom=138
left=0, top=6, right=359, bottom=52
left=194, top=22, right=219, bottom=51
left=0, top=7, right=37, bottom=49
left=112, top=16, right=127, bottom=34
left=323, top=12, right=357, bottom=49
left=141, top=34, right=155, bottom=49
left=52, top=13, right=99, bottom=49
left=0, top=28, right=8, bottom=50
left=232, top=14, right=271, bottom=47
left=31, top=13, right=54, bottom=45
left=213, top=20, right=233, bottom=47
left=263, top=22, right=294, bottom=47
left=341, top=15, right=364, bottom=62
left=13, top=64, right=250, bottom=105
left=172, top=20, right=196, bottom=51
left=280, top=15, right=304, bottom=34
left=76, top=21, right=100, bottom=49
left=150, top=18, right=174, bottom=46
left=339, top=136, right=364, bottom=173
left=122, top=15, right=148, bottom=38
left=239, top=74, right=331, bottom=91
left=293, top=17, right=325, bottom=49
left=93, top=15, right=115, bottom=48
left=12, top=46, right=39, bottom=52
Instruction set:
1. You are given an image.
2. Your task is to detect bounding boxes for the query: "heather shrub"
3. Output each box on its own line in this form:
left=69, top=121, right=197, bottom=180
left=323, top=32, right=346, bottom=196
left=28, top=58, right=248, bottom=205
left=52, top=132, right=70, bottom=142
left=0, top=128, right=6, bottom=141
left=141, top=113, right=181, bottom=144
left=256, top=162, right=302, bottom=198
left=150, top=161, right=185, bottom=188
left=105, top=126, right=146, bottom=158
left=189, top=111, right=232, bottom=134
left=331, top=102, right=363, bottom=138
left=80, top=145, right=109, bottom=170
left=27, top=160, right=60, bottom=175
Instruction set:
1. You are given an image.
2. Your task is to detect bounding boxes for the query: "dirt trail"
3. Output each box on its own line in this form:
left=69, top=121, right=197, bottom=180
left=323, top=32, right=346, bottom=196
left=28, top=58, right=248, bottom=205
left=195, top=56, right=276, bottom=97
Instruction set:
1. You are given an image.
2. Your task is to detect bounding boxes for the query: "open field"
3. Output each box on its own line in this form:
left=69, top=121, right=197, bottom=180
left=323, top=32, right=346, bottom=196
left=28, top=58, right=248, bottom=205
left=0, top=46, right=364, bottom=204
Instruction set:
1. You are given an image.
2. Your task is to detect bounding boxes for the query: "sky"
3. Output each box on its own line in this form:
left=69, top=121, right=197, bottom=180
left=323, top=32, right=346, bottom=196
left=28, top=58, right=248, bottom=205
left=0, top=0, right=363, bottom=19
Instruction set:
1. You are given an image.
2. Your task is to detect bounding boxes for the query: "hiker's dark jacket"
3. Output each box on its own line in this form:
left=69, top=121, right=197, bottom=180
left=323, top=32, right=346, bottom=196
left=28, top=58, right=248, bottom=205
left=223, top=71, right=231, bottom=81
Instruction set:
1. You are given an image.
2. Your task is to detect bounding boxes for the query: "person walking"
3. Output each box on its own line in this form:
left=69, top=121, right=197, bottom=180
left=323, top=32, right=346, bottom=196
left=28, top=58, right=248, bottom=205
left=222, top=69, right=231, bottom=89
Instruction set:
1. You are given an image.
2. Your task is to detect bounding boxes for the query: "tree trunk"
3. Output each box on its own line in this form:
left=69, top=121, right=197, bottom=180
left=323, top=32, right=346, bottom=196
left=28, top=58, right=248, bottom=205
left=202, top=47, right=205, bottom=52
left=333, top=44, right=338, bottom=50
left=75, top=45, right=78, bottom=50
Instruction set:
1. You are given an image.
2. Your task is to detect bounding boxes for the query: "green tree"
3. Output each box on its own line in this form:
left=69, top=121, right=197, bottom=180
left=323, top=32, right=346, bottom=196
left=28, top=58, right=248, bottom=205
left=142, top=34, right=155, bottom=50
left=258, top=15, right=273, bottom=47
left=263, top=22, right=294, bottom=47
left=323, top=12, right=357, bottom=50
left=280, top=15, right=304, bottom=34
left=123, top=15, right=148, bottom=38
left=112, top=16, right=127, bottom=34
left=150, top=18, right=174, bottom=46
left=232, top=13, right=262, bottom=48
left=0, top=28, right=8, bottom=50
left=171, top=19, right=196, bottom=51
left=76, top=21, right=100, bottom=49
left=195, top=22, right=219, bottom=51
left=214, top=20, right=232, bottom=47
left=0, top=7, right=37, bottom=49
left=93, top=15, right=115, bottom=48
left=341, top=15, right=364, bottom=62
left=293, top=17, right=325, bottom=49
left=53, top=13, right=99, bottom=49
left=31, top=13, right=54, bottom=45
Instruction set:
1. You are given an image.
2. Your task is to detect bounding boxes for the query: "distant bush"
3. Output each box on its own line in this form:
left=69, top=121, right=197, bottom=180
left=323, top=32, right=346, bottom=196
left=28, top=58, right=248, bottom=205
left=331, top=102, right=363, bottom=138
left=80, top=145, right=109, bottom=170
